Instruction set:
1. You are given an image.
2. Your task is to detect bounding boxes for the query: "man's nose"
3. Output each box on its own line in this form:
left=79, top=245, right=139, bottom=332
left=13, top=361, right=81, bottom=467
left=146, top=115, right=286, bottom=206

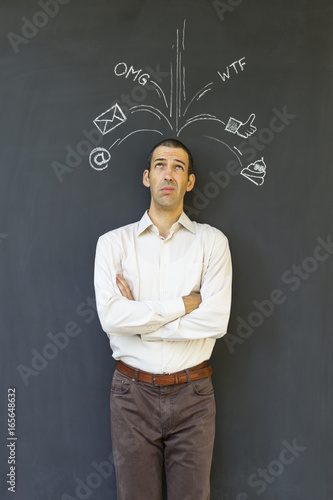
left=164, top=164, right=173, bottom=181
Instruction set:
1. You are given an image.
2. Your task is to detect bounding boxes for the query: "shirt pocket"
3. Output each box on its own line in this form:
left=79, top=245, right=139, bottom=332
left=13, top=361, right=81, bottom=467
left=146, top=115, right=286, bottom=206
left=170, top=260, right=204, bottom=295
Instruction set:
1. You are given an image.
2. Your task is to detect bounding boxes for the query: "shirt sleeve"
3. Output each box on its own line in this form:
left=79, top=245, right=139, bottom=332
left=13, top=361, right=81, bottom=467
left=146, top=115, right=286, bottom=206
left=141, top=230, right=232, bottom=341
left=94, top=235, right=186, bottom=337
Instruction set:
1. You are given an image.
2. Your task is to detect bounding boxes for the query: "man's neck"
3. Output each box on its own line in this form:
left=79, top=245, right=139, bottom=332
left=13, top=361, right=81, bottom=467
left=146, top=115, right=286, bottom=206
left=147, top=205, right=183, bottom=239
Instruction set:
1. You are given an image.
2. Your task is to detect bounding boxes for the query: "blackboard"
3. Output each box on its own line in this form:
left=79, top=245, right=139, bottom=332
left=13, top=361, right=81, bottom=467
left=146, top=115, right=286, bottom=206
left=1, top=1, right=332, bottom=499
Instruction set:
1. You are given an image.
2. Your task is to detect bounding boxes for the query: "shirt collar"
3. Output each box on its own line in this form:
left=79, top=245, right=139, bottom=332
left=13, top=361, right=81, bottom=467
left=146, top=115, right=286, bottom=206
left=137, top=210, right=154, bottom=236
left=177, top=211, right=196, bottom=234
left=137, top=210, right=195, bottom=236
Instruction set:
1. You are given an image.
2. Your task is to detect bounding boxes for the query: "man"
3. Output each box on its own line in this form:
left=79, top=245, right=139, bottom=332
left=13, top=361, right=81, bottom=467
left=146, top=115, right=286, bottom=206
left=94, top=138, right=232, bottom=500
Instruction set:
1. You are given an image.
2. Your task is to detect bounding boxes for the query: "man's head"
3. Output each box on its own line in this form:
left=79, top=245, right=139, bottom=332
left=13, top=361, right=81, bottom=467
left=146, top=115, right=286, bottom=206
left=143, top=138, right=195, bottom=214
left=147, top=138, right=194, bottom=177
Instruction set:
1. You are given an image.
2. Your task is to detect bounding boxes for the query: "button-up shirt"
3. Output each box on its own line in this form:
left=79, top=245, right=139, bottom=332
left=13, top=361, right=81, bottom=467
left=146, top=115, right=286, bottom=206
left=94, top=211, right=232, bottom=374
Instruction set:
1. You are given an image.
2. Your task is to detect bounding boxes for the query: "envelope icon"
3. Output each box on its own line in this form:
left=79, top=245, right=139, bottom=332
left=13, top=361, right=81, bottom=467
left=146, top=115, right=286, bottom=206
left=93, top=103, right=127, bottom=135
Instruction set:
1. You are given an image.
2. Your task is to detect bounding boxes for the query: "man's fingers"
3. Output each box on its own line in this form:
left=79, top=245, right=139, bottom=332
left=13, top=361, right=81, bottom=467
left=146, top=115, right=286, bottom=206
left=116, top=274, right=126, bottom=286
left=116, top=274, right=134, bottom=300
left=116, top=274, right=128, bottom=293
left=183, top=292, right=202, bottom=314
left=116, top=276, right=125, bottom=292
left=190, top=292, right=202, bottom=304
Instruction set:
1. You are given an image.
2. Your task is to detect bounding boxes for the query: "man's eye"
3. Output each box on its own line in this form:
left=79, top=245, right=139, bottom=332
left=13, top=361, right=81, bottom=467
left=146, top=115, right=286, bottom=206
left=155, top=163, right=163, bottom=168
left=175, top=165, right=184, bottom=170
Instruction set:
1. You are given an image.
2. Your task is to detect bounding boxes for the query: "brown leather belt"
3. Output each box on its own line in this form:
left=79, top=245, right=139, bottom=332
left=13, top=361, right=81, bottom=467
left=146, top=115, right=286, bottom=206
left=116, top=360, right=212, bottom=386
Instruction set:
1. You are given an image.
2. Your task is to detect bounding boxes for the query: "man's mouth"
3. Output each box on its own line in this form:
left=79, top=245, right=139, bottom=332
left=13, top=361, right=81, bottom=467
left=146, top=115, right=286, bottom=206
left=160, top=186, right=175, bottom=193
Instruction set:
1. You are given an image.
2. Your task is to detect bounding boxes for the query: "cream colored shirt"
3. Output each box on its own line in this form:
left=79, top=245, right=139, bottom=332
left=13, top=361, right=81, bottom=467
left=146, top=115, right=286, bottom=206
left=94, top=211, right=232, bottom=374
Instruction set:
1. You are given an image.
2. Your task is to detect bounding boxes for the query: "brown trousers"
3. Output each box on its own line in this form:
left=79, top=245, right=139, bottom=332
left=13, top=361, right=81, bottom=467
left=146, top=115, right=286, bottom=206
left=110, top=368, right=216, bottom=500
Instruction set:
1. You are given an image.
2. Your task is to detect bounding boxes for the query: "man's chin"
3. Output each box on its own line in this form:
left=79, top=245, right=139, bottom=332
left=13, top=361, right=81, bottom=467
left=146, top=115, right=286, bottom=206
left=156, top=199, right=181, bottom=211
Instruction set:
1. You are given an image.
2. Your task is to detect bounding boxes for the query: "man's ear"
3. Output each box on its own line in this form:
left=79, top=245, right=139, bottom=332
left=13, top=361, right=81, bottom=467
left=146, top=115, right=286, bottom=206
left=186, top=173, right=195, bottom=192
left=143, top=169, right=150, bottom=188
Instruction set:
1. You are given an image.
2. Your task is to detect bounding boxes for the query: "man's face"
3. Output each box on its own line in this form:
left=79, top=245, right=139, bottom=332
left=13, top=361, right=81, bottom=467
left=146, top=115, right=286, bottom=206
left=143, top=146, right=195, bottom=212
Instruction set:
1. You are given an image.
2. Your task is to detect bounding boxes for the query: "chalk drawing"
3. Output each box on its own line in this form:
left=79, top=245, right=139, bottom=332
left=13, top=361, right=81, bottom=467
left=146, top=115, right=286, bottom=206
left=204, top=135, right=243, bottom=166
left=131, top=108, right=162, bottom=121
left=117, top=129, right=163, bottom=146
left=178, top=114, right=226, bottom=136
left=114, top=62, right=150, bottom=86
left=89, top=148, right=111, bottom=171
left=109, top=138, right=121, bottom=150
left=149, top=81, right=169, bottom=109
left=93, top=104, right=127, bottom=135
left=183, top=83, right=214, bottom=117
left=241, top=158, right=267, bottom=186
left=170, top=62, right=173, bottom=118
left=89, top=19, right=267, bottom=186
left=217, top=57, right=246, bottom=82
left=129, top=105, right=173, bottom=130
left=225, top=113, right=257, bottom=138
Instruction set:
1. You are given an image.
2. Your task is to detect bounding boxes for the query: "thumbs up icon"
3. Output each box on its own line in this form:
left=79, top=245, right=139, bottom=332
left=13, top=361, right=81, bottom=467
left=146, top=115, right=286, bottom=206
left=225, top=113, right=257, bottom=138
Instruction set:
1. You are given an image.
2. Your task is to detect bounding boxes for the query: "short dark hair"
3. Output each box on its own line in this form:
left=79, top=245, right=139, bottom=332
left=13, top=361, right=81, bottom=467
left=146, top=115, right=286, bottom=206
left=147, top=138, right=194, bottom=176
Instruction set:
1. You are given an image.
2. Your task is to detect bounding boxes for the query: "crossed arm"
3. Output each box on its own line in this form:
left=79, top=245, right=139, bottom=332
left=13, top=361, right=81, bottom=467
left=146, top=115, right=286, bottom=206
left=94, top=230, right=232, bottom=341
left=116, top=274, right=202, bottom=314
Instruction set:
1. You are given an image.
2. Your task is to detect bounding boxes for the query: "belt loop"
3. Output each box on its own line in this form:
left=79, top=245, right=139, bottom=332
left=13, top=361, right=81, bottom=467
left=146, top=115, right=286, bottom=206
left=185, top=369, right=191, bottom=383
left=134, top=369, right=138, bottom=382
left=152, top=373, right=156, bottom=386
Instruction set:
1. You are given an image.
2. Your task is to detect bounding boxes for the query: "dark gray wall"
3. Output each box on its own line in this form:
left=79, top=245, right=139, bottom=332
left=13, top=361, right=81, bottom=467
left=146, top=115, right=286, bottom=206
left=1, top=1, right=332, bottom=499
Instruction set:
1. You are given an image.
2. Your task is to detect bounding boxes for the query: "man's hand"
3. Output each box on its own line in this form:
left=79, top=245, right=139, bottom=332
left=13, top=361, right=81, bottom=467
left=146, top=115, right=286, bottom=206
left=116, top=274, right=134, bottom=300
left=116, top=273, right=201, bottom=313
left=182, top=293, right=202, bottom=314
